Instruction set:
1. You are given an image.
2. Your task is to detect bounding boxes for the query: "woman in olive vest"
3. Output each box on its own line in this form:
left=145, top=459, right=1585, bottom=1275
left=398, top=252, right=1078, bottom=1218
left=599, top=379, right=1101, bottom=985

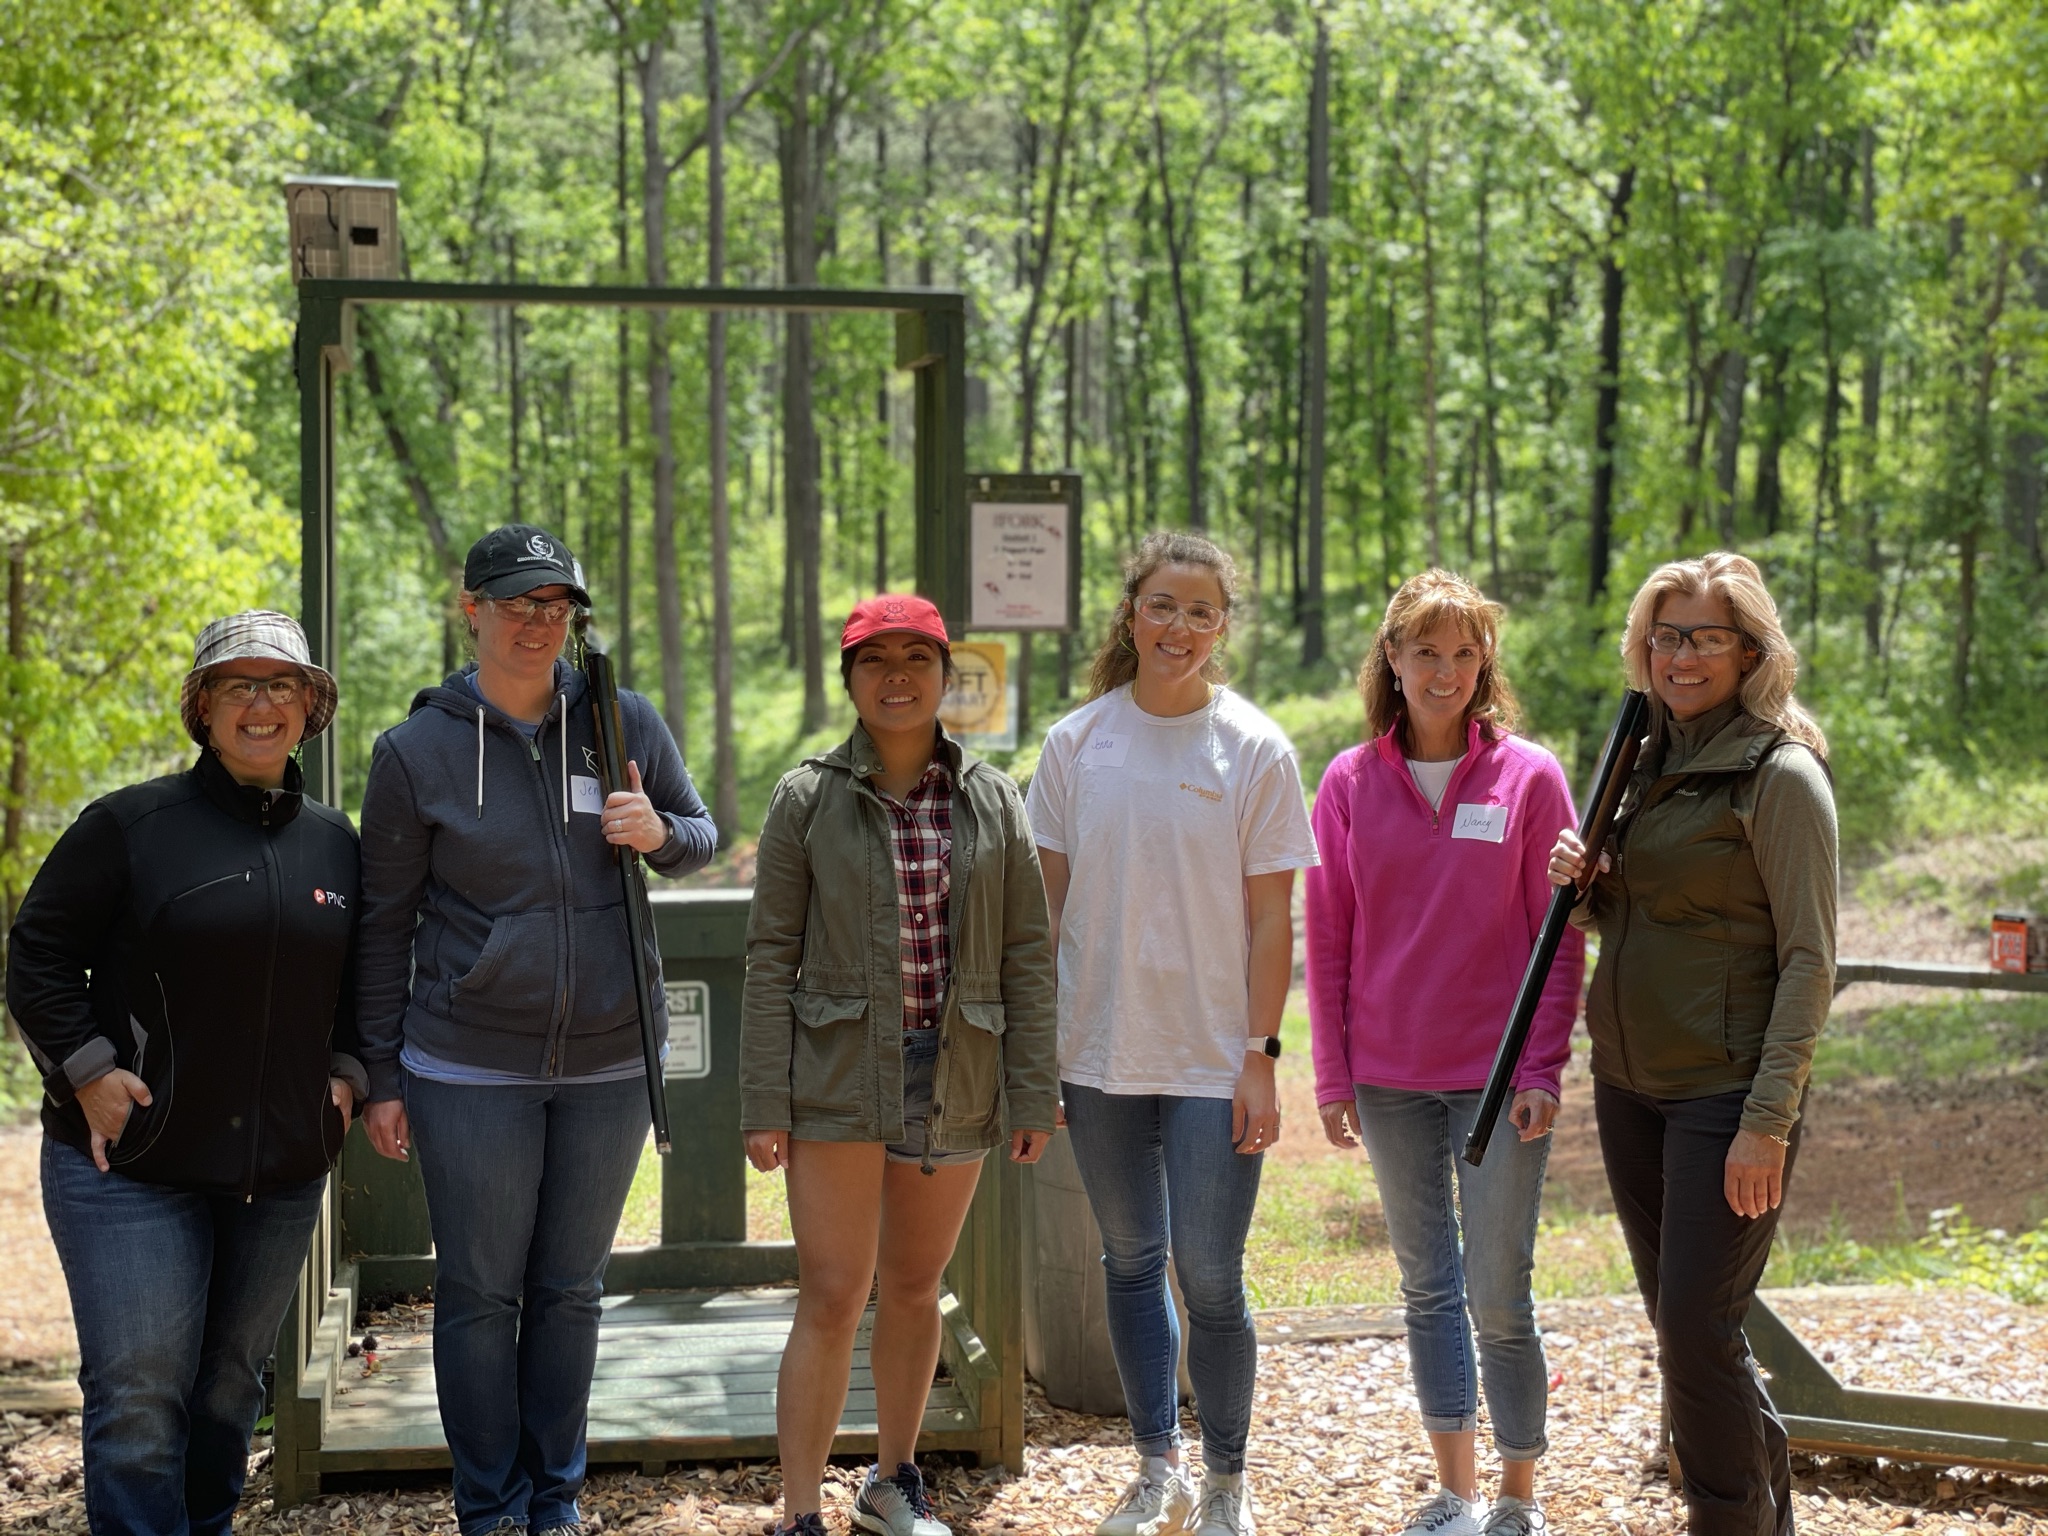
left=1549, top=552, right=1835, bottom=1536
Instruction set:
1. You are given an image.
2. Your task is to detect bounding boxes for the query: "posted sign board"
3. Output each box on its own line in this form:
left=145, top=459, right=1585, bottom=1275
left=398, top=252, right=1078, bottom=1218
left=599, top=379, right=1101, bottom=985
left=939, top=639, right=1016, bottom=750
left=967, top=474, right=1082, bottom=632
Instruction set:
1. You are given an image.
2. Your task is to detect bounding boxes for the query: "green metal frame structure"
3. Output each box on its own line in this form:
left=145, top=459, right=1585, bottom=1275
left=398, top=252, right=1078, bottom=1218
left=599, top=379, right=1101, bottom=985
left=1738, top=958, right=2048, bottom=1474
left=277, top=281, right=1020, bottom=1505
left=293, top=278, right=971, bottom=807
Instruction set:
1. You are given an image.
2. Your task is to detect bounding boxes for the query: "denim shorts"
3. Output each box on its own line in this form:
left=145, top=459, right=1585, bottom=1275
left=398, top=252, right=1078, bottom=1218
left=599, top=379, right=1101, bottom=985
left=886, top=1027, right=988, bottom=1166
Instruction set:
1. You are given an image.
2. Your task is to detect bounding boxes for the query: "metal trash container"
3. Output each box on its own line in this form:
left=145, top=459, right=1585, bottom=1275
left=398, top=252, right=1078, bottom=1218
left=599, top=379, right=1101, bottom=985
left=1021, top=1128, right=1191, bottom=1415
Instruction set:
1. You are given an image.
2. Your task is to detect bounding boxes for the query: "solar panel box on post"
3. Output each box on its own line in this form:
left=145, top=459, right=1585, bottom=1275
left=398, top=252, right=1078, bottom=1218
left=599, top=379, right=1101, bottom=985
left=284, top=178, right=402, bottom=284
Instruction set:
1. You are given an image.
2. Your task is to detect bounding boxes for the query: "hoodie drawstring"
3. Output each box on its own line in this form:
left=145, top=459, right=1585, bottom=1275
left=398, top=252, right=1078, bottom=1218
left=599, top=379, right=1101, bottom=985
left=559, top=692, right=569, bottom=827
left=476, top=707, right=486, bottom=819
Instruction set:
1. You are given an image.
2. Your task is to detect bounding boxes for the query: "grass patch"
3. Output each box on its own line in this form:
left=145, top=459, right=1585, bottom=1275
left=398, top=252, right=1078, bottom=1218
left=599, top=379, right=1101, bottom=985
left=1765, top=1207, right=2048, bottom=1304
left=1812, top=994, right=2048, bottom=1086
left=616, top=1137, right=792, bottom=1248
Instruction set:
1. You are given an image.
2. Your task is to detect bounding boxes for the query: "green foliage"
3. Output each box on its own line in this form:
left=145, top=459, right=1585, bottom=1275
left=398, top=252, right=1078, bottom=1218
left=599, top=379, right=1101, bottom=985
left=1767, top=1206, right=2048, bottom=1307
left=1811, top=994, right=2048, bottom=1087
left=3, top=0, right=2046, bottom=901
left=1, top=0, right=301, bottom=918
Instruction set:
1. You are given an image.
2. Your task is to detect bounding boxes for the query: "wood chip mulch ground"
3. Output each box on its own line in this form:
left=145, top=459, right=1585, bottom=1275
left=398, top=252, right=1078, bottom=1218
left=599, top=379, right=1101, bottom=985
left=6, top=1288, right=2048, bottom=1533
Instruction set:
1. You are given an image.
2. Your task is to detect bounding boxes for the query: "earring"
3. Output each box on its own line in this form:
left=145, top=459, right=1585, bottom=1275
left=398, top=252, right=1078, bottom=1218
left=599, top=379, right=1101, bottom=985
left=1393, top=675, right=1402, bottom=693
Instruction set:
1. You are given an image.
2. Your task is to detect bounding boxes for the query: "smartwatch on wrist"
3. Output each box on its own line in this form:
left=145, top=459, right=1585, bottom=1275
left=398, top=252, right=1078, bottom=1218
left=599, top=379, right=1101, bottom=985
left=1244, top=1035, right=1281, bottom=1060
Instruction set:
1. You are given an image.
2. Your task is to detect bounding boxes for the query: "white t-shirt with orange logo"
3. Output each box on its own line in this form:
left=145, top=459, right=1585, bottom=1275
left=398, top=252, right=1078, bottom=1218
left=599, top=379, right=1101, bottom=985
left=1025, top=684, right=1319, bottom=1097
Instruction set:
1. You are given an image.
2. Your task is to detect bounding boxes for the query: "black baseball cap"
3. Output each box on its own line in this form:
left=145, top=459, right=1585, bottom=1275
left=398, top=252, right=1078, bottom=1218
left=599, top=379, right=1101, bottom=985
left=463, top=523, right=592, bottom=608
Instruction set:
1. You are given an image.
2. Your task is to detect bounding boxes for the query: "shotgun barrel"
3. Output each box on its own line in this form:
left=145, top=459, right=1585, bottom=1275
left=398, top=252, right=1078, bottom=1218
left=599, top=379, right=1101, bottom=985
left=582, top=639, right=673, bottom=1156
left=1462, top=688, right=1648, bottom=1167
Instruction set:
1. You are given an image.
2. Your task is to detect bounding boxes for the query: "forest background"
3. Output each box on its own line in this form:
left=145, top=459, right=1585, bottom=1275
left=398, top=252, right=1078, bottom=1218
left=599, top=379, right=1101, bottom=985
left=2, top=0, right=2045, bottom=932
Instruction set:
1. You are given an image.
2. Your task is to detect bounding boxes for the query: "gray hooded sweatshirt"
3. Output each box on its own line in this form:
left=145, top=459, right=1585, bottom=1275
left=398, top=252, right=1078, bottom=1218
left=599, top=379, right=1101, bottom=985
left=356, top=660, right=716, bottom=1101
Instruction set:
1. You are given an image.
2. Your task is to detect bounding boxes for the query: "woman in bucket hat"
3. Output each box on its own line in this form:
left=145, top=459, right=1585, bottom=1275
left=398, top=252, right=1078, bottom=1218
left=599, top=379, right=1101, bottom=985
left=8, top=609, right=363, bottom=1536
left=741, top=594, right=1058, bottom=1536
left=355, top=524, right=716, bottom=1536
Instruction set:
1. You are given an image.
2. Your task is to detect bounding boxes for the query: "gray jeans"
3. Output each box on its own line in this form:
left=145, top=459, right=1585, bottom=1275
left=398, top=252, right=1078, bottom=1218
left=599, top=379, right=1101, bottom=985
left=886, top=1027, right=988, bottom=1166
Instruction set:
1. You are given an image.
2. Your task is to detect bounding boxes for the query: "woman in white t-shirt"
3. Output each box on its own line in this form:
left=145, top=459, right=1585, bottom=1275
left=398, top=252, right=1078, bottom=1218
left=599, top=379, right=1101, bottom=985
left=1026, top=531, right=1319, bottom=1536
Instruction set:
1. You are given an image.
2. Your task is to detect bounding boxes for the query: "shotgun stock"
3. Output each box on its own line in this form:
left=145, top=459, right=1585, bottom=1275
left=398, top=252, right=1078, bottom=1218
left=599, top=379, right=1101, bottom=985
left=1462, top=688, right=1648, bottom=1166
left=582, top=638, right=673, bottom=1156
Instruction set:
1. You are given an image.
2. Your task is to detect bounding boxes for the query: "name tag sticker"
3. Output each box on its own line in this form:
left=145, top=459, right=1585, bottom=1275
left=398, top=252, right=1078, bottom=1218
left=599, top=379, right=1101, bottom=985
left=1451, top=803, right=1509, bottom=843
left=571, top=775, right=605, bottom=815
left=1082, top=732, right=1130, bottom=769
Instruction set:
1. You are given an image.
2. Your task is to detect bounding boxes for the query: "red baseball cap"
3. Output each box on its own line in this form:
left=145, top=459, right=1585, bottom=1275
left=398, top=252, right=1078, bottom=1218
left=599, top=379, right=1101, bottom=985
left=841, top=594, right=949, bottom=652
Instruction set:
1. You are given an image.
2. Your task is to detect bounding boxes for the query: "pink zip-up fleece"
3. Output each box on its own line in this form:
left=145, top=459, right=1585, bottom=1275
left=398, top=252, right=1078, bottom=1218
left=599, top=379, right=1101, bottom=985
left=1307, top=718, right=1585, bottom=1106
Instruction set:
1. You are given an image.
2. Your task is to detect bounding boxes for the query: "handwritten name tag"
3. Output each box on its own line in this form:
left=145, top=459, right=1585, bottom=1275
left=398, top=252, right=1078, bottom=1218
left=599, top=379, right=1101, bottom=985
left=571, top=774, right=605, bottom=815
left=1451, top=803, right=1508, bottom=842
left=1082, top=732, right=1130, bottom=768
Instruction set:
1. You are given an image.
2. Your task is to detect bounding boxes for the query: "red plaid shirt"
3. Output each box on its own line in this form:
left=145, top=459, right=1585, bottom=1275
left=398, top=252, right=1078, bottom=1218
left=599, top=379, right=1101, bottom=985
left=878, top=761, right=953, bottom=1030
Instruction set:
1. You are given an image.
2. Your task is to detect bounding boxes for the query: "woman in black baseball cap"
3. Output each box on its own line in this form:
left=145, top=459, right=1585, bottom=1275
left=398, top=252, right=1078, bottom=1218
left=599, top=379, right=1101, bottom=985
left=355, top=523, right=715, bottom=1536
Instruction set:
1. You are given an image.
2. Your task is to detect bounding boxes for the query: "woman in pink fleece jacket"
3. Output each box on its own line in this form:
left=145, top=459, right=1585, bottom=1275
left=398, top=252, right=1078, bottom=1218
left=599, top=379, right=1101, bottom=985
left=1307, top=570, right=1583, bottom=1536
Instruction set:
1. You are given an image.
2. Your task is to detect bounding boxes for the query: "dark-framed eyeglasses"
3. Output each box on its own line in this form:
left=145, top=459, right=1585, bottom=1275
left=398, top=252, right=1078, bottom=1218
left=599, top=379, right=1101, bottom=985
left=1647, top=622, right=1744, bottom=657
left=487, top=595, right=578, bottom=626
left=209, top=675, right=304, bottom=707
left=1133, top=593, right=1226, bottom=633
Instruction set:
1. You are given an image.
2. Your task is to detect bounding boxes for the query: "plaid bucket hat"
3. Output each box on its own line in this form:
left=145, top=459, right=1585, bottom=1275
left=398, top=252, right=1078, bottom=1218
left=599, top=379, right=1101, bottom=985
left=178, top=610, right=338, bottom=746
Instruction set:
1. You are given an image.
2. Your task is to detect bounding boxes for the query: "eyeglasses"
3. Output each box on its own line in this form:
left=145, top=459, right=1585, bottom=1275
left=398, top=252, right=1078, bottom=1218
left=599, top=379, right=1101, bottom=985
left=1133, top=593, right=1226, bottom=633
left=1647, top=622, right=1744, bottom=657
left=487, top=595, right=578, bottom=626
left=209, top=675, right=303, bottom=707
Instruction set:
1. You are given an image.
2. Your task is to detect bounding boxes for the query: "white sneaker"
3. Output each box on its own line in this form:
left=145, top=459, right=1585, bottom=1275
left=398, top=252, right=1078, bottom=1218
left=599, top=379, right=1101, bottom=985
left=1191, top=1472, right=1253, bottom=1536
left=1478, top=1496, right=1547, bottom=1535
left=1095, top=1458, right=1197, bottom=1536
left=1398, top=1488, right=1487, bottom=1536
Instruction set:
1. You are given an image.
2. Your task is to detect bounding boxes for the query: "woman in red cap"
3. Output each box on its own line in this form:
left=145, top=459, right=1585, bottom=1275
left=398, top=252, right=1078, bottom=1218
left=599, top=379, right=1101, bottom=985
left=741, top=594, right=1059, bottom=1536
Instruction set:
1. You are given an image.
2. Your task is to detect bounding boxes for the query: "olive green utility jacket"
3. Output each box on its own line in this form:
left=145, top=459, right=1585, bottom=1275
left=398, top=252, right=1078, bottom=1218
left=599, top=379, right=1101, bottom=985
left=1576, top=700, right=1837, bottom=1138
left=740, top=724, right=1059, bottom=1149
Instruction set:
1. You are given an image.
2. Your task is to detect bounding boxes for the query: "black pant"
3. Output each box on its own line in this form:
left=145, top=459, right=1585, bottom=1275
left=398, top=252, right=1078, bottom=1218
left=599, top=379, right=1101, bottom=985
left=1595, top=1081, right=1802, bottom=1536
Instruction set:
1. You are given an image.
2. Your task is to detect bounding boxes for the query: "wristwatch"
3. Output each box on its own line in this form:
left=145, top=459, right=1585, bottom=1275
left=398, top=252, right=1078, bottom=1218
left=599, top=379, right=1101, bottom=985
left=1245, top=1036, right=1282, bottom=1060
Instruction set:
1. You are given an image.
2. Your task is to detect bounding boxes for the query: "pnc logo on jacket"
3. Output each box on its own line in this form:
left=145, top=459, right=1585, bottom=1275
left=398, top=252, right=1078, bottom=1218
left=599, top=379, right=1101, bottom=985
left=312, top=888, right=348, bottom=909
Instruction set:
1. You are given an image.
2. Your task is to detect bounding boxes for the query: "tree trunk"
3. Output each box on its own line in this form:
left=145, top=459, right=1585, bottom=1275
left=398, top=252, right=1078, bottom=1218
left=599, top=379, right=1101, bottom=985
left=875, top=116, right=890, bottom=591
left=1015, top=0, right=1096, bottom=475
left=2, top=543, right=26, bottom=1021
left=638, top=39, right=688, bottom=752
left=1476, top=151, right=1504, bottom=595
left=1418, top=161, right=1441, bottom=568
left=1710, top=246, right=1757, bottom=545
left=704, top=0, right=736, bottom=847
left=1299, top=16, right=1329, bottom=667
left=1148, top=97, right=1205, bottom=526
left=614, top=37, right=634, bottom=684
left=779, top=47, right=826, bottom=730
left=1588, top=167, right=1637, bottom=604
left=1858, top=123, right=1886, bottom=653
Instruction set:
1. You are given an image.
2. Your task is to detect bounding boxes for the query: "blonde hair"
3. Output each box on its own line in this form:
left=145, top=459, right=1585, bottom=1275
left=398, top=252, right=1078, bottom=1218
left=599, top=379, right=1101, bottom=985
left=1360, top=568, right=1522, bottom=748
left=1620, top=552, right=1828, bottom=758
left=1085, top=530, right=1241, bottom=701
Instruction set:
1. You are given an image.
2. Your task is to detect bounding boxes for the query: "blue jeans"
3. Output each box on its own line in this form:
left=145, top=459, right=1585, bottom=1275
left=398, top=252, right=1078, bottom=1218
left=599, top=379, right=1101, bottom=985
left=1062, top=1084, right=1264, bottom=1474
left=40, top=1135, right=326, bottom=1536
left=1352, top=1083, right=1551, bottom=1458
left=404, top=1071, right=648, bottom=1536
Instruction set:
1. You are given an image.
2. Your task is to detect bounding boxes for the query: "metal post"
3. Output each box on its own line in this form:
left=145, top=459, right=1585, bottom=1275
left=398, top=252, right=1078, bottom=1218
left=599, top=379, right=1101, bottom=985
left=296, top=296, right=343, bottom=806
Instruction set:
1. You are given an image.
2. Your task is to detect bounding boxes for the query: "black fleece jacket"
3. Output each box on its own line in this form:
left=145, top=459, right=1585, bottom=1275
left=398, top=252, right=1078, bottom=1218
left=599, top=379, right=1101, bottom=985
left=7, top=752, right=364, bottom=1195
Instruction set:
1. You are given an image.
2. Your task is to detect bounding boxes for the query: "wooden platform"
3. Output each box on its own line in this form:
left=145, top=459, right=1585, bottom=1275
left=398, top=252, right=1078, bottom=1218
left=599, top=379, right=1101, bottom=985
left=318, top=1287, right=983, bottom=1474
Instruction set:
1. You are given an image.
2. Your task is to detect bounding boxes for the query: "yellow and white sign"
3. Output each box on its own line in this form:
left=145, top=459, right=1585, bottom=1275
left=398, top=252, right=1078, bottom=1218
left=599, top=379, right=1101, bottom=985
left=940, top=640, right=1014, bottom=749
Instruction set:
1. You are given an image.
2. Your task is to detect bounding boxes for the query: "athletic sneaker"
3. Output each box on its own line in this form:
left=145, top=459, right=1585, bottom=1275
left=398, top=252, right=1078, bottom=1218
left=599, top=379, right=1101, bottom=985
left=1398, top=1489, right=1487, bottom=1535
left=853, top=1461, right=951, bottom=1536
left=1095, top=1457, right=1198, bottom=1536
left=774, top=1515, right=829, bottom=1536
left=1478, top=1496, right=1547, bottom=1535
left=1190, top=1472, right=1253, bottom=1536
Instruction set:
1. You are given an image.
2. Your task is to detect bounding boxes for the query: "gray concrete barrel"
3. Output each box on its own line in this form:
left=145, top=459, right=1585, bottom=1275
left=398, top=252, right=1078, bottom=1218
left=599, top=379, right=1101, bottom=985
left=1020, top=1129, right=1192, bottom=1415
